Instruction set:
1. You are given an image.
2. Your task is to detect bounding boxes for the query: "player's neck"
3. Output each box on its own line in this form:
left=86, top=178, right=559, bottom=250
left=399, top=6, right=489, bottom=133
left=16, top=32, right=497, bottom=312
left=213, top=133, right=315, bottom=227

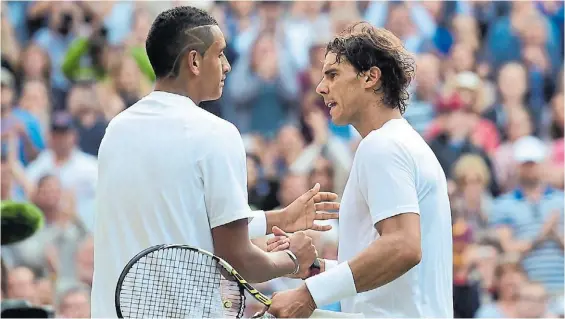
left=154, top=79, right=202, bottom=105
left=353, top=102, right=402, bottom=138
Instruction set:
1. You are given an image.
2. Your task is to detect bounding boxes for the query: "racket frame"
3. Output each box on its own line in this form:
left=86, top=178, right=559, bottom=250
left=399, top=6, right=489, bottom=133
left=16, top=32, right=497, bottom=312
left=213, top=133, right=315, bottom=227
left=115, top=244, right=272, bottom=318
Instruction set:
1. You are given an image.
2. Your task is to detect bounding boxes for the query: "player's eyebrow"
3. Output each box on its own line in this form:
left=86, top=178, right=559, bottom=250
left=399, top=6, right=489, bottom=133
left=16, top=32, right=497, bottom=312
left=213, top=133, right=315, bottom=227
left=323, top=68, right=338, bottom=75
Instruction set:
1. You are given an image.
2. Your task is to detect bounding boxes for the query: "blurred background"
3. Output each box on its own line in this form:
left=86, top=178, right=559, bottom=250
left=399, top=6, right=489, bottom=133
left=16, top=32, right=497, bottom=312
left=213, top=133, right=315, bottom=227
left=0, top=0, right=564, bottom=318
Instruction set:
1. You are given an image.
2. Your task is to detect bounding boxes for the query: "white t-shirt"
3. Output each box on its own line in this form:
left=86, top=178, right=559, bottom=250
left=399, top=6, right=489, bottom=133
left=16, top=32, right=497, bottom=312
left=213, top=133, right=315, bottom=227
left=90, top=91, right=257, bottom=317
left=335, top=118, right=453, bottom=317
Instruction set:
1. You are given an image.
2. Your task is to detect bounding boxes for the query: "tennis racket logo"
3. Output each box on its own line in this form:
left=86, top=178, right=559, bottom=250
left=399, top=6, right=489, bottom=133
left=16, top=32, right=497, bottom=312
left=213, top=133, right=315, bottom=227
left=231, top=271, right=272, bottom=305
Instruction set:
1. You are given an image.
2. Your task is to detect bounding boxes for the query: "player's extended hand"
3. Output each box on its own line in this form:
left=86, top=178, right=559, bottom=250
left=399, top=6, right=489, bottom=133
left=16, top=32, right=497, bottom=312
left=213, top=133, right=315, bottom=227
left=266, top=234, right=290, bottom=252
left=286, top=229, right=318, bottom=278
left=280, top=183, right=339, bottom=233
left=268, top=284, right=316, bottom=318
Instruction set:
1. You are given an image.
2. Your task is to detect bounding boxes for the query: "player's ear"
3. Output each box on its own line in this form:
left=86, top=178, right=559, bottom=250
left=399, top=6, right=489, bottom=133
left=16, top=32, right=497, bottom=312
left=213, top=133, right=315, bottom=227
left=186, top=50, right=201, bottom=76
left=363, top=66, right=381, bottom=90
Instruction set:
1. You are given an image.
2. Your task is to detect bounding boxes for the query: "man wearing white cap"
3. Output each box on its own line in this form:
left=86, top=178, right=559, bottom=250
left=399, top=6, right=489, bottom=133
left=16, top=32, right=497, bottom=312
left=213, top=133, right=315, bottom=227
left=492, top=135, right=564, bottom=294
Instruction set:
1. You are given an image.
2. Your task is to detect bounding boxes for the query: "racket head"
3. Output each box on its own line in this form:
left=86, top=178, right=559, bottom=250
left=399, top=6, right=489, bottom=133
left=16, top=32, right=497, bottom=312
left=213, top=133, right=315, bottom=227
left=115, top=244, right=246, bottom=318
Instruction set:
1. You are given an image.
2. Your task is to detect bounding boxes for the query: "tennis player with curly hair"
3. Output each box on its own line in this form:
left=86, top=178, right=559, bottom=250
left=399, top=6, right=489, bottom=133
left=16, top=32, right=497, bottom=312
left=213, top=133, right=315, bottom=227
left=267, top=22, right=454, bottom=318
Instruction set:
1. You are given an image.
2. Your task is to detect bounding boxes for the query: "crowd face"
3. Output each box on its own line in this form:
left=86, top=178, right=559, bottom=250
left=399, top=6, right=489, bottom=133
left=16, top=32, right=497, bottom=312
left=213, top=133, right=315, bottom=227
left=58, top=290, right=91, bottom=318
left=516, top=283, right=548, bottom=318
left=33, top=176, right=62, bottom=215
left=498, top=63, right=527, bottom=101
left=7, top=267, right=37, bottom=304
left=497, top=266, right=526, bottom=301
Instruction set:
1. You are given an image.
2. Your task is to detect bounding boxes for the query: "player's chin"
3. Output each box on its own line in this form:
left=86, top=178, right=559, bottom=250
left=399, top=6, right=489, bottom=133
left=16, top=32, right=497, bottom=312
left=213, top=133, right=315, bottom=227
left=206, top=87, right=224, bottom=101
left=329, top=112, right=347, bottom=126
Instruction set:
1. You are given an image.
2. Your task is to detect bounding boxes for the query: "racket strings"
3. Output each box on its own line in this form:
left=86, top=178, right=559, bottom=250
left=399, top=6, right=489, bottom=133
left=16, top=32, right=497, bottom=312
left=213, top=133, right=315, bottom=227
left=118, top=247, right=244, bottom=318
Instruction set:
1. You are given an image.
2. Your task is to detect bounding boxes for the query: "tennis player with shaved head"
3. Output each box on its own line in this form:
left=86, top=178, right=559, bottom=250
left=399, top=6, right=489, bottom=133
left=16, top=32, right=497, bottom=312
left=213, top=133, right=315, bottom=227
left=91, top=6, right=339, bottom=317
left=267, top=22, right=453, bottom=318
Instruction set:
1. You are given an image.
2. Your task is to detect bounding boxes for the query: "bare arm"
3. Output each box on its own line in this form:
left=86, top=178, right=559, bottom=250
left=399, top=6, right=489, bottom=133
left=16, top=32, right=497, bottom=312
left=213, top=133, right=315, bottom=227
left=349, top=213, right=421, bottom=292
left=268, top=214, right=422, bottom=317
left=496, top=226, right=539, bottom=255
left=212, top=219, right=295, bottom=283
left=303, top=214, right=421, bottom=294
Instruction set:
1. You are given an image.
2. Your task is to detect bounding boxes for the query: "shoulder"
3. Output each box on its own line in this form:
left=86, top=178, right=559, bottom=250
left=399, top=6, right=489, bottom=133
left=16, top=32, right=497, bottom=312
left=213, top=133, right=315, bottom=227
left=194, top=115, right=244, bottom=156
left=357, top=122, right=419, bottom=163
left=358, top=129, right=403, bottom=157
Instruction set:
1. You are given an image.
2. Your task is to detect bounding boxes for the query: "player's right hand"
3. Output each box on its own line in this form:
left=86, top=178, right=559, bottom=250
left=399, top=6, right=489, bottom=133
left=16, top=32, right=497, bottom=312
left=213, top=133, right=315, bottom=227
left=276, top=227, right=317, bottom=277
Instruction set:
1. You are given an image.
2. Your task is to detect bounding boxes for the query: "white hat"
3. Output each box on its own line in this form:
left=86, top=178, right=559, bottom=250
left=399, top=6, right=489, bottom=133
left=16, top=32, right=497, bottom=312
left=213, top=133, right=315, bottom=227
left=456, top=71, right=480, bottom=90
left=513, top=135, right=547, bottom=163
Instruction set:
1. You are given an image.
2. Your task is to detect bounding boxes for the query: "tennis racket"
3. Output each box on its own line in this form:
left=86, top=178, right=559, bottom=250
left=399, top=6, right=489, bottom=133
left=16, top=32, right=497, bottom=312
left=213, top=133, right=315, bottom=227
left=115, top=244, right=274, bottom=318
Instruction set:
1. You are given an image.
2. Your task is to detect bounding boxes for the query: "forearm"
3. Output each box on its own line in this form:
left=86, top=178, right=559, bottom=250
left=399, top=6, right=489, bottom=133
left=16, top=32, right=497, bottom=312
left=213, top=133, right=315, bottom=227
left=21, top=135, right=40, bottom=163
left=348, top=232, right=421, bottom=293
left=233, top=245, right=295, bottom=283
left=305, top=234, right=420, bottom=307
left=289, top=144, right=323, bottom=175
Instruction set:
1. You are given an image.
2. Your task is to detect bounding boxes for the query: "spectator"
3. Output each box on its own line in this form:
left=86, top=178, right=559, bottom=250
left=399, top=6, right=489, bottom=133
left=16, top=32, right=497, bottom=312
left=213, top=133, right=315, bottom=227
left=19, top=43, right=51, bottom=86
left=36, top=277, right=54, bottom=307
left=453, top=221, right=481, bottom=318
left=6, top=266, right=38, bottom=305
left=18, top=79, right=52, bottom=134
left=1, top=174, right=88, bottom=279
left=451, top=154, right=494, bottom=233
left=474, top=261, right=526, bottom=318
left=56, top=285, right=90, bottom=318
left=31, top=2, right=81, bottom=103
left=428, top=95, right=498, bottom=194
left=493, top=106, right=534, bottom=192
left=404, top=53, right=440, bottom=135
left=74, top=236, right=94, bottom=288
left=289, top=109, right=352, bottom=197
left=547, top=92, right=564, bottom=189
left=0, top=150, right=35, bottom=202
left=227, top=31, right=300, bottom=137
left=65, top=82, right=108, bottom=157
left=492, top=135, right=564, bottom=294
left=1, top=74, right=46, bottom=165
left=515, top=281, right=551, bottom=318
left=25, top=111, right=98, bottom=230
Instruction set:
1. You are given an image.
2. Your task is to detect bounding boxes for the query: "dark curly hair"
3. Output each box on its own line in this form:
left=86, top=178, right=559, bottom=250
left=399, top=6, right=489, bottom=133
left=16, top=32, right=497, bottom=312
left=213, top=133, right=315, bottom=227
left=326, top=22, right=416, bottom=114
left=146, top=6, right=218, bottom=79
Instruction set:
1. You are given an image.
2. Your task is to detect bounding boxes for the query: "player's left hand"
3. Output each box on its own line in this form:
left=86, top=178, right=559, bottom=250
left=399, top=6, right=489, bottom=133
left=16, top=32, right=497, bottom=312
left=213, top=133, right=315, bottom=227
left=281, top=183, right=339, bottom=233
left=268, top=285, right=316, bottom=318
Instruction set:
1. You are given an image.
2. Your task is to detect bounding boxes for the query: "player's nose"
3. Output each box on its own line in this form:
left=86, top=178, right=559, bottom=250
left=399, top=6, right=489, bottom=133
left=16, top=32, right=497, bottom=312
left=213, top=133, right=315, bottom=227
left=316, top=80, right=328, bottom=96
left=223, top=60, right=232, bottom=74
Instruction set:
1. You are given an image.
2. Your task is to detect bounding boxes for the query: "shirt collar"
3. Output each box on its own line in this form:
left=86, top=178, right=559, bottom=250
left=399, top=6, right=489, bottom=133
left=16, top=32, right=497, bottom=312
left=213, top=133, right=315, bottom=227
left=148, top=90, right=198, bottom=109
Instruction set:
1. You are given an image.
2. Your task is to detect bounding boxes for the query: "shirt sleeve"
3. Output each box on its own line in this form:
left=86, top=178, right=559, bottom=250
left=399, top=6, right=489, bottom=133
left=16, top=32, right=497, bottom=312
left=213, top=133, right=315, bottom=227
left=357, top=136, right=420, bottom=226
left=200, top=124, right=255, bottom=228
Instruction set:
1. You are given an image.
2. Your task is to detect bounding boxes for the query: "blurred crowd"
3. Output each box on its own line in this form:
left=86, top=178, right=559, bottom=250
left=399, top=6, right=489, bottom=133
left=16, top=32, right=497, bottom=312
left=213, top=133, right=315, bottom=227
left=0, top=1, right=564, bottom=318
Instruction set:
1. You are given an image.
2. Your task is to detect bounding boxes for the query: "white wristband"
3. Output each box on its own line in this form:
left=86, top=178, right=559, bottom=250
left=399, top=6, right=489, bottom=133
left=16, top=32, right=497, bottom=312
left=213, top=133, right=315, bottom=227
left=305, top=261, right=357, bottom=308
left=324, top=259, right=338, bottom=271
left=248, top=210, right=267, bottom=239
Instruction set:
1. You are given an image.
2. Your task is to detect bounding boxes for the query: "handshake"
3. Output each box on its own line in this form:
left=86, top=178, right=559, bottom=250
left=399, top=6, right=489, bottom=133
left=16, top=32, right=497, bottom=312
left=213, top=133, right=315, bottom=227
left=268, top=226, right=319, bottom=279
